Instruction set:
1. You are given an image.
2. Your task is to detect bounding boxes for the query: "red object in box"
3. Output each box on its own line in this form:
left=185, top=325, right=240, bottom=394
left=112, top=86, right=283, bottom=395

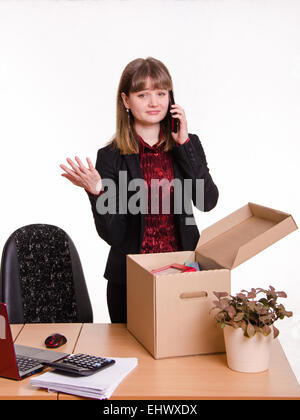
left=151, top=263, right=196, bottom=274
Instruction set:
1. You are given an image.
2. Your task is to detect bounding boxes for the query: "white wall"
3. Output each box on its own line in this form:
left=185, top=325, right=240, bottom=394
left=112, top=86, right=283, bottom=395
left=0, top=0, right=299, bottom=378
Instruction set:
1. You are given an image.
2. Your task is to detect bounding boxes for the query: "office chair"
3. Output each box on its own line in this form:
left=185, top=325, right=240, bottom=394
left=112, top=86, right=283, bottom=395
left=0, top=224, right=93, bottom=324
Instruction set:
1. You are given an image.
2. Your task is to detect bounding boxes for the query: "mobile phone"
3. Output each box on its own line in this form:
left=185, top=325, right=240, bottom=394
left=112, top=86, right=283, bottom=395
left=169, top=90, right=179, bottom=133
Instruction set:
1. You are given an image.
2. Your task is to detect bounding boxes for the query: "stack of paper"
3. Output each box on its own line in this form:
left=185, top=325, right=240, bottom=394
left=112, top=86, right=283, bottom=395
left=30, top=357, right=138, bottom=400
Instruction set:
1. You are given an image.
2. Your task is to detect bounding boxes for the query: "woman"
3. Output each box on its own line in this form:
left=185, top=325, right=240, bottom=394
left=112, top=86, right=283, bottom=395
left=60, top=57, right=219, bottom=323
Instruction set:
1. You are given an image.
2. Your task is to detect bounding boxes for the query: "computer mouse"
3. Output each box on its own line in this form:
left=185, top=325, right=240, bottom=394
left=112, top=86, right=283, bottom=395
left=44, top=333, right=67, bottom=349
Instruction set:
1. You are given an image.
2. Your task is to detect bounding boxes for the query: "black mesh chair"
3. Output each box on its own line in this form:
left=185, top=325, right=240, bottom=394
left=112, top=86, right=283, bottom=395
left=0, top=224, right=93, bottom=324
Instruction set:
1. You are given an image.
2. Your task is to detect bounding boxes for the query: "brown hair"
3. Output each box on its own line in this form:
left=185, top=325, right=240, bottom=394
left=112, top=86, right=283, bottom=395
left=108, top=57, right=174, bottom=155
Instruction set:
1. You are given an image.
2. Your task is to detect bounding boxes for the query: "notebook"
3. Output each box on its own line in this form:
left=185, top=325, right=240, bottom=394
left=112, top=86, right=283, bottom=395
left=30, top=357, right=138, bottom=399
left=0, top=302, right=68, bottom=380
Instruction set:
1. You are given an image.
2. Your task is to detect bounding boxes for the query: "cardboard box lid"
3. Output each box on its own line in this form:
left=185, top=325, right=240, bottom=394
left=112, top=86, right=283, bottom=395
left=195, top=202, right=298, bottom=269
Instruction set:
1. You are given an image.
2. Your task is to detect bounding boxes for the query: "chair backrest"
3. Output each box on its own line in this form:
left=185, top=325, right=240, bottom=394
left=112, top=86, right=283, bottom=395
left=0, top=224, right=93, bottom=324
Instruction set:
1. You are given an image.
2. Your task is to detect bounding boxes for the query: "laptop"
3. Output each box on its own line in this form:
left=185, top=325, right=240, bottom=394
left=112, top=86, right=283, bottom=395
left=0, top=302, right=68, bottom=380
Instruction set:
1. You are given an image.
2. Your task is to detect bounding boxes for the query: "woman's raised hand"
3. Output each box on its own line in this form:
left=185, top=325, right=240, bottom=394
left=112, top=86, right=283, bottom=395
left=60, top=156, right=102, bottom=195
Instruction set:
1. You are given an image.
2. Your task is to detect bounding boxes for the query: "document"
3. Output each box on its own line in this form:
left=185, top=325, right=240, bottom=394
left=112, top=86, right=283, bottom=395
left=30, top=357, right=138, bottom=400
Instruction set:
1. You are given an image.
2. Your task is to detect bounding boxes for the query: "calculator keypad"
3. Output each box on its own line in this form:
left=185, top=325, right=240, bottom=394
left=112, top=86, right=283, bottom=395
left=42, top=353, right=115, bottom=376
left=62, top=354, right=110, bottom=369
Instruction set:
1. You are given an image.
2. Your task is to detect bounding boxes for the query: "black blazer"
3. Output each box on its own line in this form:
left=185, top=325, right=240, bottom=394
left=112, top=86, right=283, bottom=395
left=87, top=133, right=219, bottom=285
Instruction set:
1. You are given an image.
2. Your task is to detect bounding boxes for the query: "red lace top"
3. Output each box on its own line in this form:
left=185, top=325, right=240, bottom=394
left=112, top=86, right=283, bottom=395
left=89, top=130, right=190, bottom=254
left=137, top=130, right=189, bottom=254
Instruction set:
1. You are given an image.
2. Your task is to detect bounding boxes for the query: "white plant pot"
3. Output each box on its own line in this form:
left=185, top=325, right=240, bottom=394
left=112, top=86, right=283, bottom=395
left=223, top=325, right=274, bottom=373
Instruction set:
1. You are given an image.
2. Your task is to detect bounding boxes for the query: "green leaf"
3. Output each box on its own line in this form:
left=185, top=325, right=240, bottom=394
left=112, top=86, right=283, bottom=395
left=226, top=305, right=236, bottom=319
left=256, top=288, right=267, bottom=294
left=268, top=286, right=277, bottom=299
left=276, top=291, right=287, bottom=298
left=247, top=301, right=256, bottom=311
left=258, top=298, right=269, bottom=306
left=247, top=288, right=257, bottom=299
left=256, top=305, right=268, bottom=315
left=262, top=325, right=272, bottom=336
left=215, top=312, right=225, bottom=322
left=213, top=291, right=228, bottom=299
left=260, top=314, right=273, bottom=324
left=219, top=299, right=231, bottom=309
left=212, top=301, right=223, bottom=309
left=246, top=323, right=256, bottom=338
left=233, top=312, right=244, bottom=322
left=273, top=325, right=280, bottom=339
left=240, top=320, right=247, bottom=334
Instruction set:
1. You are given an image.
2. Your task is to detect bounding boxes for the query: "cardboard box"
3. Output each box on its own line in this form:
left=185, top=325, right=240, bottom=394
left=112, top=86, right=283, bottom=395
left=126, top=203, right=297, bottom=359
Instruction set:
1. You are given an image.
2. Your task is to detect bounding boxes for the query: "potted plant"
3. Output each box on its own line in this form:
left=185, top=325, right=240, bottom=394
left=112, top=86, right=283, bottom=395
left=211, top=285, right=293, bottom=373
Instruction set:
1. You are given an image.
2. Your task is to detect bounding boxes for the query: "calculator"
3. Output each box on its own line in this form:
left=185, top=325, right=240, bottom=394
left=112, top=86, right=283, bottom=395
left=42, top=353, right=115, bottom=376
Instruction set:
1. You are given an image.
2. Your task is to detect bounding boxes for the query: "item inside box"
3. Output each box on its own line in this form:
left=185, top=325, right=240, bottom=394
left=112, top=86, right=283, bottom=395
left=147, top=251, right=225, bottom=275
left=151, top=262, right=200, bottom=275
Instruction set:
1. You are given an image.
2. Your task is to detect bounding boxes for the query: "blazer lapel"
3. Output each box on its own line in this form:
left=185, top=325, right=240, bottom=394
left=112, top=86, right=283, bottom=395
left=123, top=153, right=143, bottom=180
left=123, top=153, right=145, bottom=252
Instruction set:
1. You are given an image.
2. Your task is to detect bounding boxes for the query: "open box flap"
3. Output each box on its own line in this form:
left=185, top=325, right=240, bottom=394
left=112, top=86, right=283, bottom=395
left=195, top=203, right=298, bottom=269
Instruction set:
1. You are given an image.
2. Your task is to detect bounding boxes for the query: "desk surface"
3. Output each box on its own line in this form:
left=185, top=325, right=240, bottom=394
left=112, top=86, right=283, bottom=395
left=1, top=323, right=299, bottom=400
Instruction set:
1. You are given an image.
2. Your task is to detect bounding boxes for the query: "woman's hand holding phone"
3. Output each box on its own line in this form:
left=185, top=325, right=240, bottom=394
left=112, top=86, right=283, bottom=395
left=169, top=90, right=188, bottom=145
left=60, top=156, right=102, bottom=195
left=170, top=103, right=189, bottom=145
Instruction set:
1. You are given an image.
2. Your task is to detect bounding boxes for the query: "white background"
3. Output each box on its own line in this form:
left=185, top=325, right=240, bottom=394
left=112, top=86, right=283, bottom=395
left=0, top=0, right=299, bottom=381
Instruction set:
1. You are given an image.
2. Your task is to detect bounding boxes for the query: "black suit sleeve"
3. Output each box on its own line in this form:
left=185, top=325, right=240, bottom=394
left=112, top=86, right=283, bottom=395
left=86, top=148, right=128, bottom=248
left=172, top=134, right=219, bottom=212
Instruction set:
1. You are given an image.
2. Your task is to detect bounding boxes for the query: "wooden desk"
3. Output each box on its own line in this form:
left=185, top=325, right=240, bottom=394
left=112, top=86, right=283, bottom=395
left=0, top=323, right=82, bottom=400
left=1, top=323, right=299, bottom=400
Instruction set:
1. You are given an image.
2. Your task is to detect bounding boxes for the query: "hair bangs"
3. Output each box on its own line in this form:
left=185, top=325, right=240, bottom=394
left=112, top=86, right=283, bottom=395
left=130, top=61, right=172, bottom=93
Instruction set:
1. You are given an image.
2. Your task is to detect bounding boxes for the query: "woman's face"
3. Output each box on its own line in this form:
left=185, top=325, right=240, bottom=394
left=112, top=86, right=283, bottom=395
left=121, top=77, right=169, bottom=126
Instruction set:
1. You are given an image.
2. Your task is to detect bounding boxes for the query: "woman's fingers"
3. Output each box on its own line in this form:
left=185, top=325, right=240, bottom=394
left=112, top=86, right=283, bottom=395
left=170, top=104, right=183, bottom=112
left=170, top=105, right=186, bottom=119
left=86, top=157, right=95, bottom=171
left=61, top=172, right=74, bottom=182
left=65, top=156, right=89, bottom=175
left=75, top=156, right=88, bottom=173
left=66, top=157, right=83, bottom=175
left=170, top=104, right=188, bottom=144
left=60, top=163, right=77, bottom=176
left=60, top=163, right=82, bottom=181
